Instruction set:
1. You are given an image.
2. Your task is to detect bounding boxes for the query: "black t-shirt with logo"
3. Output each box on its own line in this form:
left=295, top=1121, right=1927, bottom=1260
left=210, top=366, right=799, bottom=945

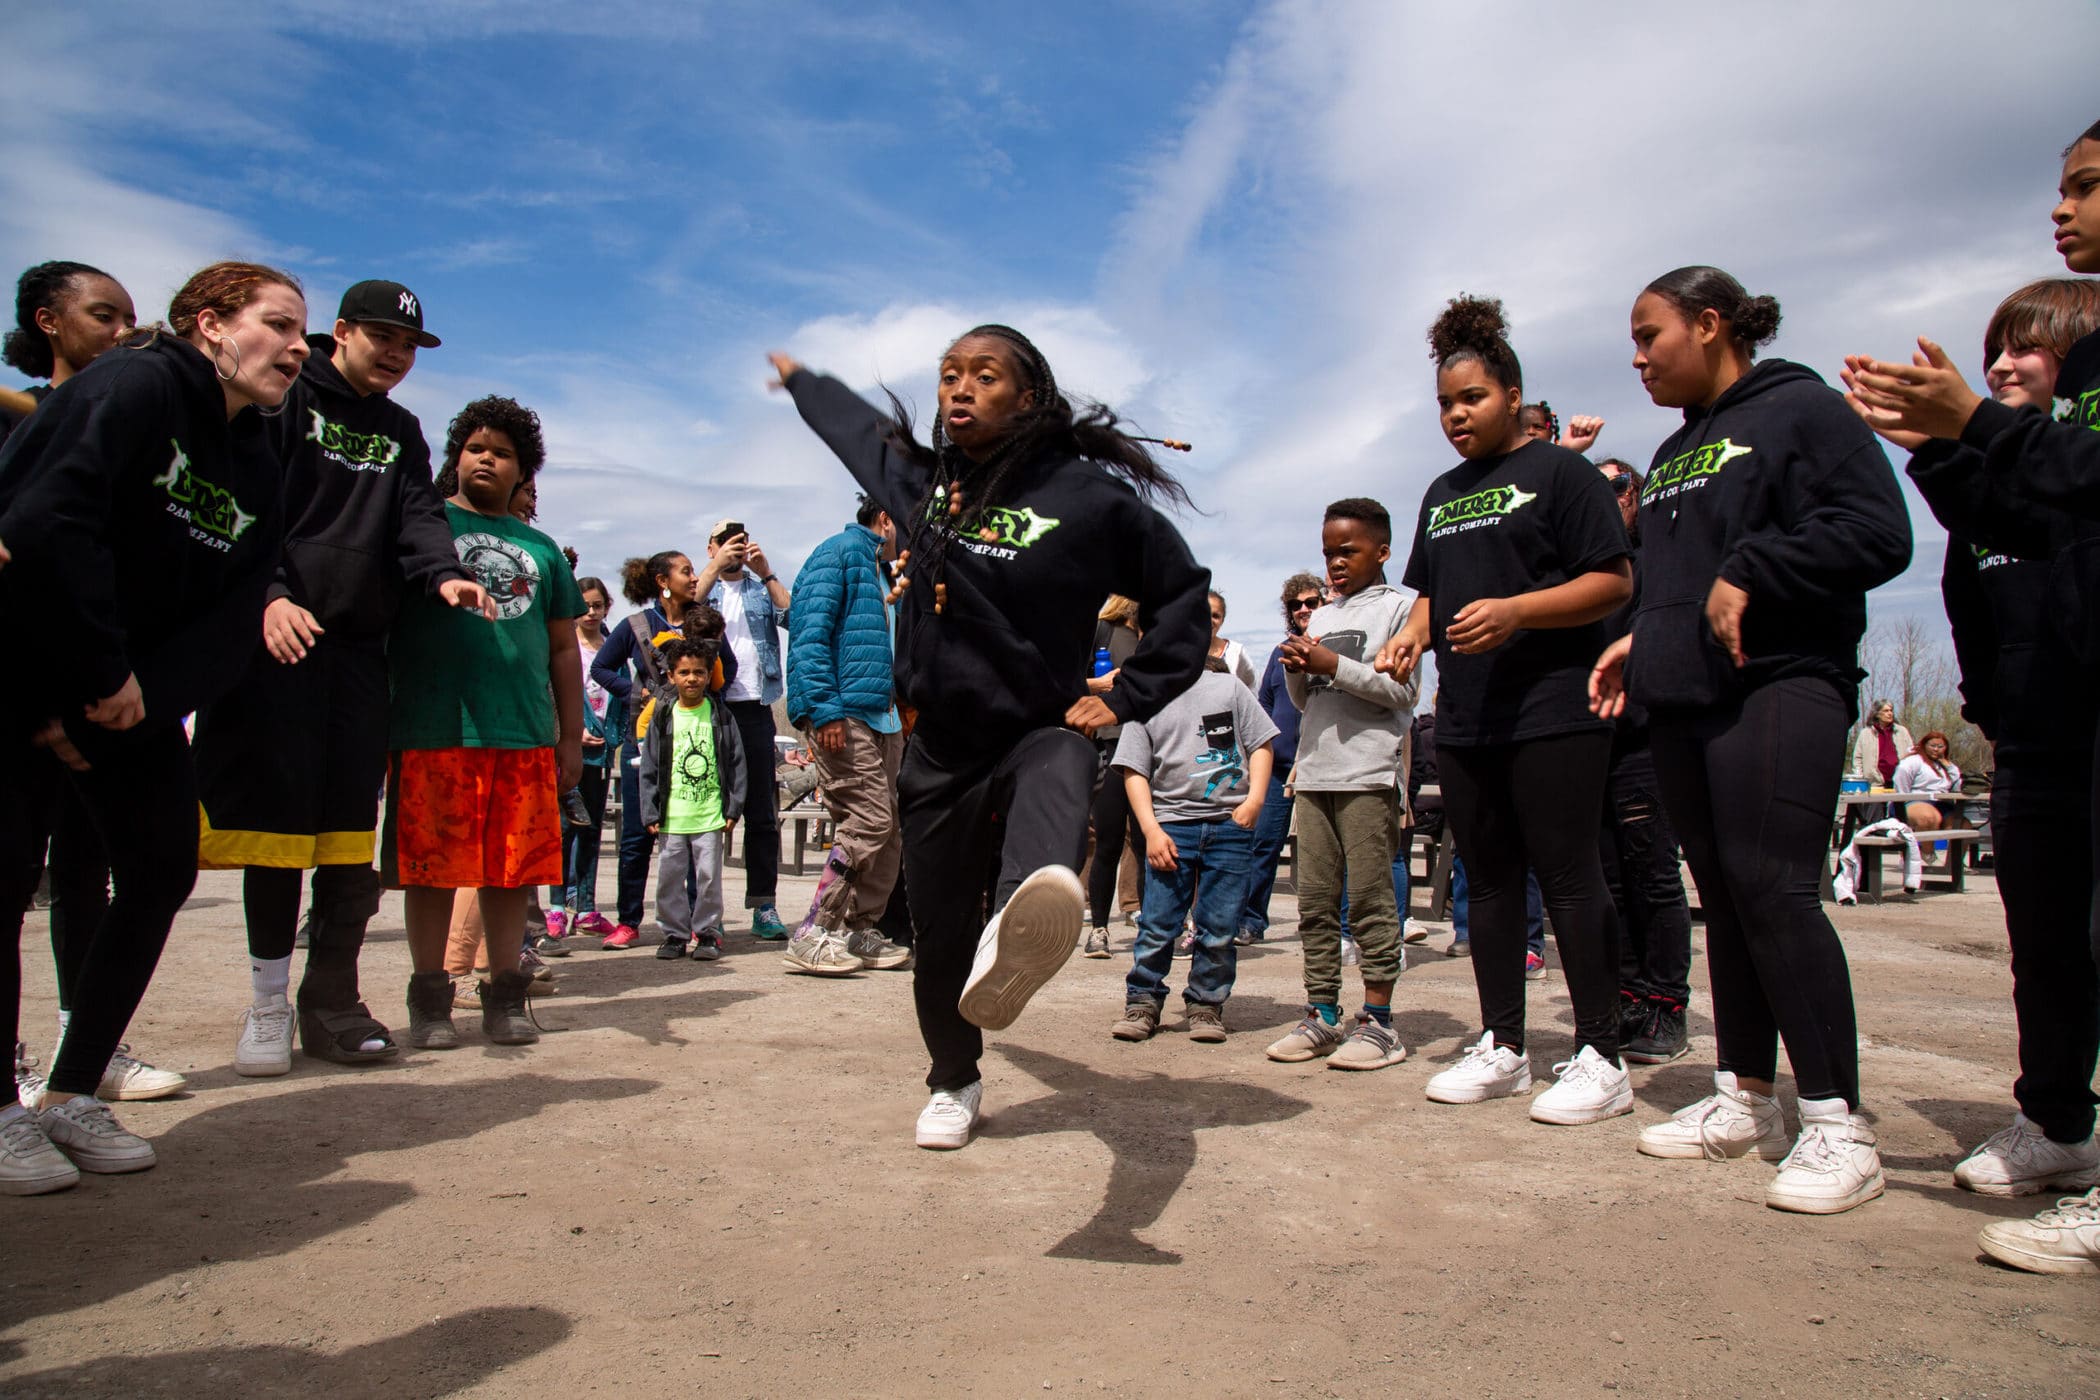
left=1401, top=439, right=1628, bottom=746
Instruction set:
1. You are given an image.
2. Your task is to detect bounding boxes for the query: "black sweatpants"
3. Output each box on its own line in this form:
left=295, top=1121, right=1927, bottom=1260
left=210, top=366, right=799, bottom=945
left=1438, top=729, right=1623, bottom=1059
left=727, top=699, right=780, bottom=907
left=898, top=726, right=1095, bottom=1092
left=2, top=720, right=198, bottom=1096
left=1087, top=737, right=1141, bottom=927
left=1991, top=756, right=2100, bottom=1143
left=1650, top=677, right=1859, bottom=1107
left=1600, top=741, right=1694, bottom=1005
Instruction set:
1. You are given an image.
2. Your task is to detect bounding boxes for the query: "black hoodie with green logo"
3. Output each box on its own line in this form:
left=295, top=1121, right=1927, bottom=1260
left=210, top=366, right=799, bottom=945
left=264, top=332, right=463, bottom=639
left=1625, top=358, right=1911, bottom=720
left=0, top=333, right=284, bottom=726
left=782, top=367, right=1211, bottom=763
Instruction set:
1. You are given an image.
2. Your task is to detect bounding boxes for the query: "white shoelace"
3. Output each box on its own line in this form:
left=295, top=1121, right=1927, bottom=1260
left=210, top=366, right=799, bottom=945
left=1673, top=1097, right=1739, bottom=1162
left=2033, top=1188, right=2100, bottom=1226
left=50, top=1098, right=125, bottom=1137
left=247, top=1004, right=293, bottom=1046
left=1784, top=1123, right=1851, bottom=1175
left=1973, top=1119, right=2046, bottom=1166
left=1551, top=1053, right=1608, bottom=1090
left=1, top=1110, right=51, bottom=1156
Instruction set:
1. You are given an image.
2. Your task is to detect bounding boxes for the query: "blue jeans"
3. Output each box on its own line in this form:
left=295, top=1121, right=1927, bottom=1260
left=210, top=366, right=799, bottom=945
left=1128, top=818, right=1254, bottom=1008
left=1452, top=855, right=1544, bottom=954
left=1238, top=773, right=1293, bottom=935
left=551, top=764, right=610, bottom=914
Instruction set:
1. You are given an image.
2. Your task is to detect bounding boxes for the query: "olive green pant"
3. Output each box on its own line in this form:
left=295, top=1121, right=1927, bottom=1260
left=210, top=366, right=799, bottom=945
left=1295, top=788, right=1401, bottom=1003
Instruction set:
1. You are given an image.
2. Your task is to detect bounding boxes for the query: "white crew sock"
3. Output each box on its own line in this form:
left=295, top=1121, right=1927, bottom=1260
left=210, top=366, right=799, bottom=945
left=251, top=954, right=293, bottom=1006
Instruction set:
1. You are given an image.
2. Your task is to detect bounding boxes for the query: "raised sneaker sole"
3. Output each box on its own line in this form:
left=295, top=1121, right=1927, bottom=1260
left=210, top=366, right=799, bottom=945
left=0, top=1160, right=79, bottom=1195
left=1636, top=1128, right=1793, bottom=1161
left=782, top=951, right=863, bottom=976
left=1766, top=1167, right=1887, bottom=1215
left=915, top=1119, right=977, bottom=1150
left=1425, top=1066, right=1533, bottom=1104
left=1622, top=1038, right=1692, bottom=1066
left=958, top=867, right=1084, bottom=1032
left=1530, top=1082, right=1636, bottom=1125
left=1327, top=1041, right=1408, bottom=1071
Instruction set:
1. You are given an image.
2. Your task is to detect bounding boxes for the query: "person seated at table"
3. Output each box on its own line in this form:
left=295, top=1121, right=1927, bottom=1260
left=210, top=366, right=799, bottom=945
left=1893, top=732, right=1962, bottom=832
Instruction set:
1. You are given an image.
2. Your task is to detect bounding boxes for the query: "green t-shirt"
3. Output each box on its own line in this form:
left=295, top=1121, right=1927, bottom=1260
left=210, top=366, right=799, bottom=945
left=664, top=699, right=725, bottom=835
left=389, top=503, right=585, bottom=750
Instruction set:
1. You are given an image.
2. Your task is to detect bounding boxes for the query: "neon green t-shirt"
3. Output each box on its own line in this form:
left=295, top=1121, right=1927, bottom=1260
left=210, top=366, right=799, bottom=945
left=665, top=699, right=725, bottom=835
left=389, top=503, right=584, bottom=750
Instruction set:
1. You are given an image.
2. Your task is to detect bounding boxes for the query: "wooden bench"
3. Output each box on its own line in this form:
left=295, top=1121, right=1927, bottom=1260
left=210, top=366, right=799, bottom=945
left=1845, top=829, right=1985, bottom=902
left=785, top=809, right=833, bottom=876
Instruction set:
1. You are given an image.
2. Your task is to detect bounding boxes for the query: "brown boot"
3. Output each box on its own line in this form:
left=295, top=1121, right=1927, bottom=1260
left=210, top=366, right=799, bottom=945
left=480, top=969, right=540, bottom=1046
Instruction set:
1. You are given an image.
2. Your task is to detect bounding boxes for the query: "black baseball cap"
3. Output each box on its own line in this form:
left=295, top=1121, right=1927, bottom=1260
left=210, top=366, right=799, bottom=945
left=336, top=279, right=441, bottom=348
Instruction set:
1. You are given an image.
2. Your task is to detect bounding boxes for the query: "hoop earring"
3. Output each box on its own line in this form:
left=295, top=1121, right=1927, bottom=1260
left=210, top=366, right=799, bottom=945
left=209, top=333, right=242, bottom=384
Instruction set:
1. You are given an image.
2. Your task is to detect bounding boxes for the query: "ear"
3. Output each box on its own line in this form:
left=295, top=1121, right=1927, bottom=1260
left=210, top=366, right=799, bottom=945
left=1694, top=307, right=1725, bottom=348
left=334, top=317, right=355, bottom=343
left=33, top=305, right=60, bottom=337
left=1019, top=387, right=1037, bottom=411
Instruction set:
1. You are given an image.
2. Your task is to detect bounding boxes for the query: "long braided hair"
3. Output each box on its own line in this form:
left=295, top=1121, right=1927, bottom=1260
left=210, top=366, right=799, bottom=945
left=879, top=324, right=1193, bottom=613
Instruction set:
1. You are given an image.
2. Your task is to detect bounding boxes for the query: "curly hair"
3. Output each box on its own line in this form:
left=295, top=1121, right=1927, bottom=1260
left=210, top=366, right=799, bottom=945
left=436, top=394, right=547, bottom=495
left=1428, top=294, right=1523, bottom=392
left=1642, top=267, right=1782, bottom=356
left=1278, top=570, right=1323, bottom=627
left=168, top=261, right=304, bottom=341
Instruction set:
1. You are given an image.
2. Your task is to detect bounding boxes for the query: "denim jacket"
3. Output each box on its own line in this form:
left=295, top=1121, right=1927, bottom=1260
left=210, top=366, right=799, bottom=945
left=707, top=572, right=787, bottom=705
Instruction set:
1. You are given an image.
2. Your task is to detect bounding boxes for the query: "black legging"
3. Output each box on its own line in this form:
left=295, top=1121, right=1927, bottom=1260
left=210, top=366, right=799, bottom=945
left=1088, top=739, right=1141, bottom=927
left=1437, top=729, right=1623, bottom=1059
left=898, top=727, right=1095, bottom=1092
left=2, top=720, right=198, bottom=1096
left=1650, top=676, right=1859, bottom=1107
left=243, top=862, right=384, bottom=961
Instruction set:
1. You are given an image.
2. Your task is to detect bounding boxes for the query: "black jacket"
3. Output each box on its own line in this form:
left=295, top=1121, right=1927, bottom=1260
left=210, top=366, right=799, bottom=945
left=265, top=334, right=461, bottom=638
left=639, top=696, right=749, bottom=829
left=783, top=368, right=1211, bottom=762
left=0, top=333, right=284, bottom=728
left=1625, top=358, right=1911, bottom=718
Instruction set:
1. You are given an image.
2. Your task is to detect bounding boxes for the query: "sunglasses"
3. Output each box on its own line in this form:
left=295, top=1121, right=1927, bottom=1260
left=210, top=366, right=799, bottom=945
left=1288, top=597, right=1320, bottom=612
left=1607, top=474, right=1639, bottom=495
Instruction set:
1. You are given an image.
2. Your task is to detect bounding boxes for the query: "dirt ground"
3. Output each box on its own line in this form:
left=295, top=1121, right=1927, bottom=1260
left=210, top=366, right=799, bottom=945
left=1, top=852, right=2094, bottom=1399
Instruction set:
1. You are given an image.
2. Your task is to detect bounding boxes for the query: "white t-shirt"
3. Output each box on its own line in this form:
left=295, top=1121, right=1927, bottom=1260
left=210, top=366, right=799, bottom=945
left=717, top=581, right=762, bottom=702
left=1893, top=754, right=1959, bottom=795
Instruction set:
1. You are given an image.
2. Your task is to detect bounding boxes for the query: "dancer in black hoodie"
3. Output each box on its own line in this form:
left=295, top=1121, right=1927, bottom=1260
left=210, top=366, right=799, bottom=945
left=1378, top=296, right=1635, bottom=1126
left=1591, top=267, right=1910, bottom=1216
left=0, top=261, right=308, bottom=1193
left=192, top=281, right=491, bottom=1077
left=767, top=328, right=1209, bottom=1149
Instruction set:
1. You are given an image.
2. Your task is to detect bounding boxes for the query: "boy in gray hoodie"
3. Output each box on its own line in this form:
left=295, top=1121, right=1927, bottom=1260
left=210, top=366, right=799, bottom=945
left=1268, top=498, right=1418, bottom=1070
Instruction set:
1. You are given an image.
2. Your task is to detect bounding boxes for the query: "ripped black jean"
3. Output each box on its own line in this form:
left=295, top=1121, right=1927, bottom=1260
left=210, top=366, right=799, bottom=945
left=1600, top=741, right=1693, bottom=1005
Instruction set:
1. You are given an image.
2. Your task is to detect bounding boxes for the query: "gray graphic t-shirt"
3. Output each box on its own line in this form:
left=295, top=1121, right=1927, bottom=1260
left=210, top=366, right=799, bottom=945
left=1111, top=669, right=1280, bottom=824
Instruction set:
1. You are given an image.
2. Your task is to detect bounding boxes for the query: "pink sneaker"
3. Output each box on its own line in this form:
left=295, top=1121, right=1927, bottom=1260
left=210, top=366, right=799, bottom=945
left=600, top=923, right=640, bottom=951
left=545, top=910, right=568, bottom=939
left=574, top=912, right=614, bottom=936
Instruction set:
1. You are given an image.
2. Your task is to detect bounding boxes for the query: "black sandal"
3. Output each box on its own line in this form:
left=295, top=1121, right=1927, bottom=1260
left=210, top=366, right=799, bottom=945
left=297, top=1001, right=400, bottom=1063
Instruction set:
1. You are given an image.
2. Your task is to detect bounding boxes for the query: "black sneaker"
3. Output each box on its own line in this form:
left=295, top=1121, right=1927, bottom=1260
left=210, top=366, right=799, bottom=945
left=1623, top=1000, right=1689, bottom=1065
left=1617, top=992, right=1648, bottom=1046
left=656, top=936, right=690, bottom=960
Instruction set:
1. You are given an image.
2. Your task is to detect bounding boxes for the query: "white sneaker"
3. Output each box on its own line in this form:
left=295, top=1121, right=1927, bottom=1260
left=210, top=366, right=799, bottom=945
left=915, top=1081, right=984, bottom=1150
left=1978, top=1187, right=2100, bottom=1276
left=783, top=928, right=864, bottom=976
left=1530, top=1044, right=1634, bottom=1125
left=235, top=996, right=295, bottom=1077
left=1766, top=1099, right=1885, bottom=1214
left=957, top=865, right=1083, bottom=1031
left=0, top=1105, right=78, bottom=1196
left=845, top=928, right=912, bottom=970
left=96, top=1044, right=187, bottom=1102
left=13, top=1041, right=45, bottom=1109
left=1402, top=919, right=1430, bottom=944
left=1425, top=1030, right=1533, bottom=1104
left=1954, top=1114, right=2100, bottom=1198
left=1637, top=1071, right=1791, bottom=1161
left=38, top=1096, right=157, bottom=1173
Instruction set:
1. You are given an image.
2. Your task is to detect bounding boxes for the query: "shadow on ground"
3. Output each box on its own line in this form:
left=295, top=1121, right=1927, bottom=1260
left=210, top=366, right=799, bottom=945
left=987, top=1045, right=1313, bottom=1266
left=0, top=1305, right=569, bottom=1400
left=0, top=1074, right=654, bottom=1331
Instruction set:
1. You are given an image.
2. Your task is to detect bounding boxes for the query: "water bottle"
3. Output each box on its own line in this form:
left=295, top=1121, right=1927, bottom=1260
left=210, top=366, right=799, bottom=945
left=1092, top=646, right=1114, bottom=678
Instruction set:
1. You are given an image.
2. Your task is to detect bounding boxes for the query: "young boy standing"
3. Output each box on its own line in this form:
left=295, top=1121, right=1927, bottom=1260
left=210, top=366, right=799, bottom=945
left=383, top=397, right=583, bottom=1048
left=1268, top=498, right=1417, bottom=1070
left=1110, top=656, right=1277, bottom=1043
left=640, top=638, right=747, bottom=962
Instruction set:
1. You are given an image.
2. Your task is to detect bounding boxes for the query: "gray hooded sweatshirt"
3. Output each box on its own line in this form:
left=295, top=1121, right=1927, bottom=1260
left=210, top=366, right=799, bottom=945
left=1284, top=582, right=1417, bottom=792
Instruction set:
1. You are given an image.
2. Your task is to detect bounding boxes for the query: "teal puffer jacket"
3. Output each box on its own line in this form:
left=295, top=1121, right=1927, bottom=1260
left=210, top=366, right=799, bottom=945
left=786, top=523, right=895, bottom=729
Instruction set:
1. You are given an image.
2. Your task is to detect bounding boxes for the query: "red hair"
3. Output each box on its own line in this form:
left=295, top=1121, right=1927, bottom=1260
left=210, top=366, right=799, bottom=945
left=167, top=261, right=303, bottom=339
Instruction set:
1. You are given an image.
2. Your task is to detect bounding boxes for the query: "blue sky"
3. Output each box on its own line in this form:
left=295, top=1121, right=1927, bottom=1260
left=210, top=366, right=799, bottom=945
left=6, top=1, right=2099, bottom=672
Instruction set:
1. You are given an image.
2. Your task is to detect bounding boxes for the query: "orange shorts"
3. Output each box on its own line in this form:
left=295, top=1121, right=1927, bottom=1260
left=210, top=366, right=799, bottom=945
left=381, top=747, right=562, bottom=889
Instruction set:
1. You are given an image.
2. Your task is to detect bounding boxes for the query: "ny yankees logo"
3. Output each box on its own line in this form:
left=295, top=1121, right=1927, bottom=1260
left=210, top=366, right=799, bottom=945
left=398, top=290, right=418, bottom=318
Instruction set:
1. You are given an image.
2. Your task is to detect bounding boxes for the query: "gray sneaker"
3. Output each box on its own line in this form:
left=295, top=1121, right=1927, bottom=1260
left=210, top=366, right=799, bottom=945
left=38, top=1096, right=157, bottom=1173
left=0, top=1106, right=77, bottom=1195
left=1111, top=1002, right=1161, bottom=1041
left=1326, top=1013, right=1407, bottom=1071
left=1082, top=926, right=1112, bottom=958
left=1265, top=1010, right=1348, bottom=1062
left=845, top=928, right=912, bottom=970
left=1185, top=1003, right=1227, bottom=1043
left=784, top=929, right=864, bottom=976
